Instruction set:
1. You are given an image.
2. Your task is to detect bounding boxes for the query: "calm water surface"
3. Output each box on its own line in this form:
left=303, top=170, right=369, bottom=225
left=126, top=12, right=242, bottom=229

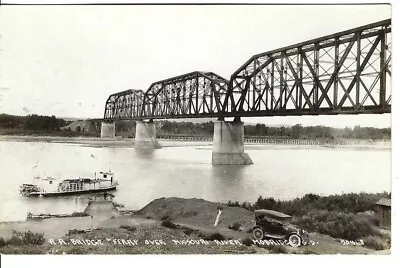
left=0, top=140, right=391, bottom=222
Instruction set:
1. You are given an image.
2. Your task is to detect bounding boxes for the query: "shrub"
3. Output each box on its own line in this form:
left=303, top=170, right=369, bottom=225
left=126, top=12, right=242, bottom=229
left=294, top=210, right=379, bottom=240
left=242, top=237, right=253, bottom=247
left=68, top=229, right=86, bottom=236
left=207, top=232, right=225, bottom=241
left=363, top=236, right=385, bottom=250
left=0, top=237, right=6, bottom=247
left=228, top=222, right=241, bottom=231
left=8, top=230, right=45, bottom=246
left=224, top=192, right=390, bottom=216
left=369, top=214, right=380, bottom=226
left=160, top=215, right=170, bottom=221
left=223, top=201, right=253, bottom=210
left=120, top=225, right=136, bottom=233
left=7, top=232, right=23, bottom=246
left=161, top=220, right=178, bottom=229
left=181, top=226, right=195, bottom=236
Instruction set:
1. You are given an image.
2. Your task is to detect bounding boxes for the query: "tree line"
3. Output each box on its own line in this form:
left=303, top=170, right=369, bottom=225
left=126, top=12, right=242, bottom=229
left=158, top=121, right=391, bottom=140
left=0, top=114, right=69, bottom=131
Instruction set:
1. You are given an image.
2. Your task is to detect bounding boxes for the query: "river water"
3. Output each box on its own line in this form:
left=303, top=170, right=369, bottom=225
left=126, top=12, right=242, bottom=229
left=0, top=140, right=391, bottom=222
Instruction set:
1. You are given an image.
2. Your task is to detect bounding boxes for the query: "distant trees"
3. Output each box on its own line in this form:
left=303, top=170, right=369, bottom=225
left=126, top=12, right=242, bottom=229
left=291, top=124, right=303, bottom=139
left=156, top=121, right=391, bottom=140
left=244, top=123, right=390, bottom=140
left=0, top=113, right=68, bottom=131
left=159, top=121, right=214, bottom=136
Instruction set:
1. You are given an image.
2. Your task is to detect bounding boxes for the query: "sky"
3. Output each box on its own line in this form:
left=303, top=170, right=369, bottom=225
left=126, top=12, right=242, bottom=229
left=0, top=4, right=393, bottom=128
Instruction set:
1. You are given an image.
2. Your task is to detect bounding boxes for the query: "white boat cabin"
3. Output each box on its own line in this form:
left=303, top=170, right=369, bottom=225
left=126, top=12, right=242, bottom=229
left=57, top=171, right=115, bottom=193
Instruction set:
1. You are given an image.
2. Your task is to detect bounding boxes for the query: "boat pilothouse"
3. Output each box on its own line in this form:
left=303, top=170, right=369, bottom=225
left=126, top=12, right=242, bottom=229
left=19, top=171, right=118, bottom=197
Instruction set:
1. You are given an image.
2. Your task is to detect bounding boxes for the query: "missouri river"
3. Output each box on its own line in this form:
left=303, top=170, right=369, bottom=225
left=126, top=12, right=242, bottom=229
left=0, top=139, right=391, bottom=222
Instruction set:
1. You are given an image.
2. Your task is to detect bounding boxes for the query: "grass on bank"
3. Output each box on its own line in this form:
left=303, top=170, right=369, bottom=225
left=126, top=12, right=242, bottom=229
left=0, top=230, right=45, bottom=248
left=224, top=192, right=390, bottom=241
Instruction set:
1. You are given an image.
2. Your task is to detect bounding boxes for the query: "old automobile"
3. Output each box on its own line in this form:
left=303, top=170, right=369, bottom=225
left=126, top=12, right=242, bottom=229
left=252, top=209, right=308, bottom=247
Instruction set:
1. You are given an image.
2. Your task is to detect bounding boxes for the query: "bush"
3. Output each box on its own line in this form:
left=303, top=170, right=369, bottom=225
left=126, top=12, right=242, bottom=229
left=161, top=220, right=178, bottom=229
left=294, top=210, right=379, bottom=240
left=68, top=229, right=86, bottom=236
left=120, top=225, right=136, bottom=233
left=224, top=192, right=390, bottom=216
left=242, top=237, right=253, bottom=247
left=363, top=236, right=385, bottom=250
left=8, top=230, right=45, bottom=246
left=160, top=215, right=170, bottom=221
left=228, top=222, right=241, bottom=231
left=181, top=226, right=195, bottom=236
left=0, top=237, right=6, bottom=247
left=207, top=232, right=225, bottom=241
left=223, top=200, right=253, bottom=210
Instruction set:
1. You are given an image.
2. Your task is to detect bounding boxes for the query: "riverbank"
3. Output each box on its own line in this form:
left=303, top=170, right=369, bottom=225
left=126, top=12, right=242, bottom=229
left=0, top=135, right=391, bottom=149
left=0, top=195, right=391, bottom=254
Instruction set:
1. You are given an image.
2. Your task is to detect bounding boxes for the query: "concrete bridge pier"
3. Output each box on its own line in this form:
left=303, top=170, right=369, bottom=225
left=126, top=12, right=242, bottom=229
left=212, top=118, right=253, bottom=165
left=101, top=121, right=116, bottom=138
left=135, top=120, right=162, bottom=149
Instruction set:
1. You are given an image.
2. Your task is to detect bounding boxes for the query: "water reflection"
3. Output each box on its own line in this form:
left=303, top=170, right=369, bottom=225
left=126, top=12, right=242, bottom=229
left=133, top=148, right=156, bottom=159
left=209, top=165, right=252, bottom=202
left=211, top=165, right=246, bottom=183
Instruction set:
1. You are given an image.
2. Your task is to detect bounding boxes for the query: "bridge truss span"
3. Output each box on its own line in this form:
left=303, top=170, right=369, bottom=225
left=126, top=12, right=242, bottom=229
left=104, top=89, right=144, bottom=119
left=140, top=71, right=229, bottom=119
left=103, top=19, right=391, bottom=120
left=223, top=19, right=392, bottom=117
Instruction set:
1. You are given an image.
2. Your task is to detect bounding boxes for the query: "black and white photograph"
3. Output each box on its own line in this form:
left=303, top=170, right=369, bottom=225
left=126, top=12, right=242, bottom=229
left=0, top=1, right=395, bottom=259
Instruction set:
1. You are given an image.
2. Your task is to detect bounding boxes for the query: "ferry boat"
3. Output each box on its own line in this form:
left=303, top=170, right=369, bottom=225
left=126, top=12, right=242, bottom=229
left=19, top=171, right=118, bottom=197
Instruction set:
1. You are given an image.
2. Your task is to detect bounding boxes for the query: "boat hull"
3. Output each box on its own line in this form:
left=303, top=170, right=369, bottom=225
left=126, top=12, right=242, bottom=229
left=27, top=185, right=117, bottom=197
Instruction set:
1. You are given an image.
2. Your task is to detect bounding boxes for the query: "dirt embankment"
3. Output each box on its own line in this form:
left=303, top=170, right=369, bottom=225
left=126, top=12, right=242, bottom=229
left=137, top=197, right=254, bottom=230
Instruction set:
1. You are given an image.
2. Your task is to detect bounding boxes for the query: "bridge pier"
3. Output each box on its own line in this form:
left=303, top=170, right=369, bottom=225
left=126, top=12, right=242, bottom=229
left=135, top=120, right=162, bottom=149
left=212, top=118, right=253, bottom=165
left=100, top=121, right=115, bottom=138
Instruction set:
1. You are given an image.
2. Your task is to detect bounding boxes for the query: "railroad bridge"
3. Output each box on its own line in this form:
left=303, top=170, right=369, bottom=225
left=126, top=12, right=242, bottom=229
left=101, top=19, right=391, bottom=164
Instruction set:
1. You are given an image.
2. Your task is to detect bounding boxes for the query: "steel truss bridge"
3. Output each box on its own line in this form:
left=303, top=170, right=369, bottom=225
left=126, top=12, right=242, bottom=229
left=104, top=19, right=391, bottom=120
